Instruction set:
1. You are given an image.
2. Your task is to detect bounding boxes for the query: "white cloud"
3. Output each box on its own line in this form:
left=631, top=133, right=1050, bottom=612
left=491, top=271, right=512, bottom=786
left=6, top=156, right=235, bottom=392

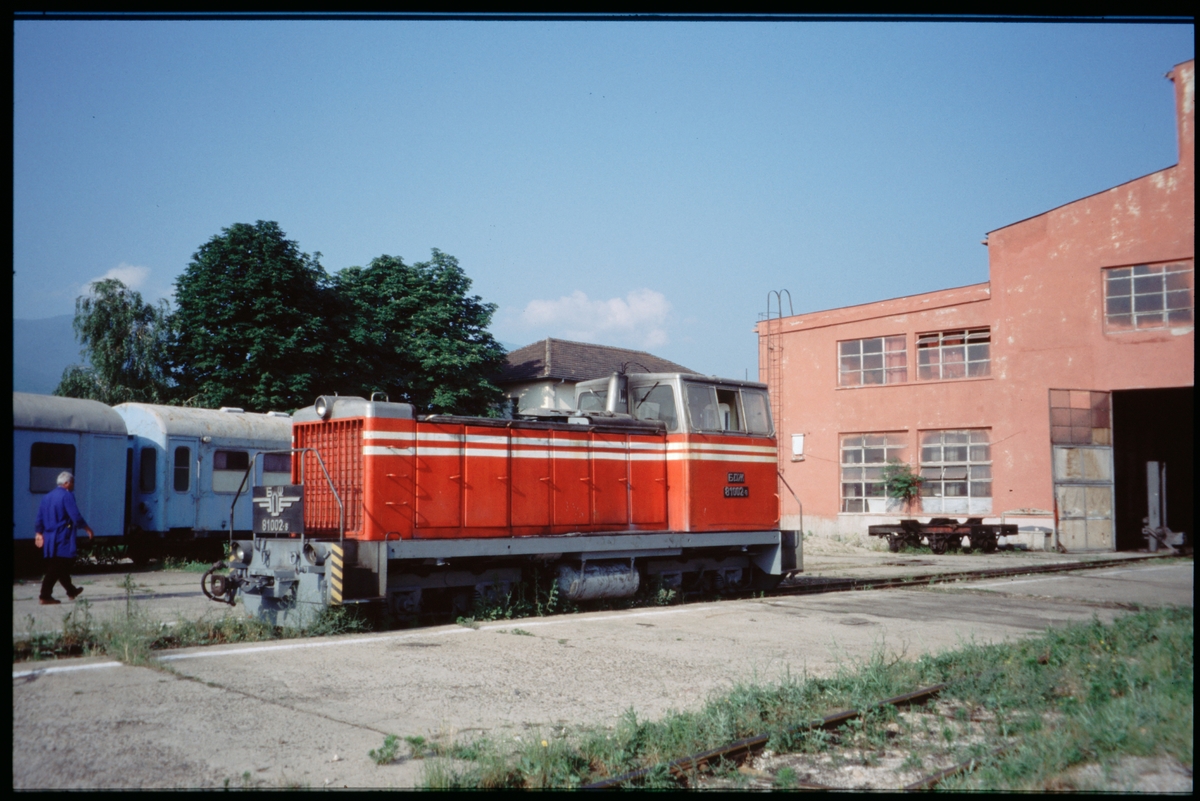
left=86, top=263, right=150, bottom=291
left=518, top=288, right=672, bottom=350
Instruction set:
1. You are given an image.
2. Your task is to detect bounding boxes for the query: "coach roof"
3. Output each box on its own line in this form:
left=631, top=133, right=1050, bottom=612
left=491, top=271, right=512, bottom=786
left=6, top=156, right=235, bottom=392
left=114, top=403, right=291, bottom=443
left=13, top=392, right=128, bottom=435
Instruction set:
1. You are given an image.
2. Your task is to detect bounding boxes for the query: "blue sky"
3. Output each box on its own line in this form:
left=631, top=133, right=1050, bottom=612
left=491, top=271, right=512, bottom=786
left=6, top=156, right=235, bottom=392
left=13, top=19, right=1194, bottom=381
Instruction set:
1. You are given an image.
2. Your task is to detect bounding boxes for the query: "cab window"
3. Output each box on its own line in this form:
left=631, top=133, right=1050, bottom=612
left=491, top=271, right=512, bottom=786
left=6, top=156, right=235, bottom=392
left=741, top=389, right=773, bottom=435
left=716, top=388, right=743, bottom=432
left=576, top=389, right=606, bottom=412
left=685, top=383, right=723, bottom=431
left=631, top=384, right=679, bottom=432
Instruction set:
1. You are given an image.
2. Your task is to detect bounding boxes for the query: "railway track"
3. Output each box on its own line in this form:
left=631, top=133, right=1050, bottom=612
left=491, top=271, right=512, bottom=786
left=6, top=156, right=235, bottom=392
left=768, top=552, right=1179, bottom=599
left=583, top=677, right=1020, bottom=791
left=580, top=552, right=1185, bottom=791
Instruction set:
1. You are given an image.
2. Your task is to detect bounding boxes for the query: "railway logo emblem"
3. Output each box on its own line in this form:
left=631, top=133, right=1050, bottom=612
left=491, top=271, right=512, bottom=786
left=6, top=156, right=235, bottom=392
left=254, top=486, right=301, bottom=517
left=252, top=485, right=305, bottom=534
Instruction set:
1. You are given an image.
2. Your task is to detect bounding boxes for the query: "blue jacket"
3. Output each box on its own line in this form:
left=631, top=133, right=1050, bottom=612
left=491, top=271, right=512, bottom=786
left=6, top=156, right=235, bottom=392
left=35, top=486, right=90, bottom=559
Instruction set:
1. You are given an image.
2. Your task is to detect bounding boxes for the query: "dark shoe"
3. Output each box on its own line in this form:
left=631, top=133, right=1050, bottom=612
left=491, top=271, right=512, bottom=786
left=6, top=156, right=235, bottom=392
left=39, top=597, right=61, bottom=605
left=68, top=587, right=84, bottom=600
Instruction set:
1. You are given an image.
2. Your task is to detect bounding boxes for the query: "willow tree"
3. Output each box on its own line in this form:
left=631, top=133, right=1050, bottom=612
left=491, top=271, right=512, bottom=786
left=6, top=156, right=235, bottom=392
left=55, top=278, right=171, bottom=404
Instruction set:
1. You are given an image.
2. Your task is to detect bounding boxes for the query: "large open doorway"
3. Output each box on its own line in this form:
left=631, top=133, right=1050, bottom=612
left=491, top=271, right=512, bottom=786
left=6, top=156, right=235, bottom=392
left=1112, top=387, right=1193, bottom=551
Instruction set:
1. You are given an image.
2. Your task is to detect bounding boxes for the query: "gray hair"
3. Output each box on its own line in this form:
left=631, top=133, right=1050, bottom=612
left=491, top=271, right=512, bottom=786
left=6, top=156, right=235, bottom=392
left=57, top=471, right=74, bottom=487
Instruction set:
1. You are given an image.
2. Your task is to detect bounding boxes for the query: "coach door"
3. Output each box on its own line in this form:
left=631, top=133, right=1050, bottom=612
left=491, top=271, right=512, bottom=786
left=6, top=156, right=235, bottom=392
left=165, top=437, right=200, bottom=530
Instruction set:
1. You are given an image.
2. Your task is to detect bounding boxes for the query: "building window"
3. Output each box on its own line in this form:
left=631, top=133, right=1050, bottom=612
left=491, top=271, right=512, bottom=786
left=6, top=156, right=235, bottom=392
left=919, top=430, right=992, bottom=514
left=917, top=328, right=990, bottom=380
left=1049, top=390, right=1111, bottom=446
left=30, top=442, right=76, bottom=493
left=1104, top=262, right=1193, bottom=331
left=838, top=336, right=907, bottom=387
left=840, top=433, right=908, bottom=513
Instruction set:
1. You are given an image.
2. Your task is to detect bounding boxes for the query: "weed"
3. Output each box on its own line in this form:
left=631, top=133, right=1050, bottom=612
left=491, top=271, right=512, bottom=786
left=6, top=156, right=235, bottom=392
left=405, top=735, right=428, bottom=758
left=774, top=765, right=798, bottom=788
left=162, top=556, right=218, bottom=572
left=511, top=628, right=534, bottom=637
left=369, top=734, right=402, bottom=765
left=456, top=617, right=480, bottom=630
left=413, top=608, right=1191, bottom=790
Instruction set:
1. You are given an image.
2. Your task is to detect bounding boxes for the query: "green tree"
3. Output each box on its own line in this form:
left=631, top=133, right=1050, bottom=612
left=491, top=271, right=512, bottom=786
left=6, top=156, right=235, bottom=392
left=54, top=278, right=171, bottom=404
left=168, top=221, right=331, bottom=412
left=332, top=250, right=507, bottom=415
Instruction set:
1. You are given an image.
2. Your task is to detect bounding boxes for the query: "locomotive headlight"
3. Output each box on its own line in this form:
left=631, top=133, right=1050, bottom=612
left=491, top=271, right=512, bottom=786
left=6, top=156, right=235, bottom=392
left=231, top=543, right=249, bottom=564
left=314, top=396, right=332, bottom=420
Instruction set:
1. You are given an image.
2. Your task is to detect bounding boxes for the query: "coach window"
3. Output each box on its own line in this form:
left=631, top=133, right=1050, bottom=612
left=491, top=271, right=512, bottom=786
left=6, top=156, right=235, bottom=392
left=173, top=447, right=191, bottom=492
left=262, top=453, right=293, bottom=486
left=30, top=442, right=76, bottom=493
left=631, top=383, right=679, bottom=432
left=212, top=450, right=250, bottom=493
left=139, top=448, right=157, bottom=493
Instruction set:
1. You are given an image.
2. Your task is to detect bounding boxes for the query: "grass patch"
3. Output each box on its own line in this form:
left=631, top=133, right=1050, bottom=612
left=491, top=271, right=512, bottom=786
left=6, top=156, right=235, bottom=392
left=13, top=574, right=368, bottom=664
left=417, top=607, right=1192, bottom=789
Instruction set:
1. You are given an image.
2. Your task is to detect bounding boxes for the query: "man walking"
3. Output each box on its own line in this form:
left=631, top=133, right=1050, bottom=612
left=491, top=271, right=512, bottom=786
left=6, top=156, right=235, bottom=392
left=35, top=471, right=94, bottom=605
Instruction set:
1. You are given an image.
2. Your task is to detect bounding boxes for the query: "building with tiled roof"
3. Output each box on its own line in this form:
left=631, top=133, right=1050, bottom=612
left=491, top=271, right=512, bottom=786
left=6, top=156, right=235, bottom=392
left=498, top=338, right=697, bottom=413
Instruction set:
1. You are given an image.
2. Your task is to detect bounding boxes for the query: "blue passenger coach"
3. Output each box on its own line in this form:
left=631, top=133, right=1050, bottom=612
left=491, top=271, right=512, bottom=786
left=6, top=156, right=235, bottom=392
left=114, top=403, right=292, bottom=561
left=13, top=392, right=129, bottom=555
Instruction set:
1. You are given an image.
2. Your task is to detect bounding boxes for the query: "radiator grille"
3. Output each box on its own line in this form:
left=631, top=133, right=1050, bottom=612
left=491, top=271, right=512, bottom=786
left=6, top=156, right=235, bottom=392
left=294, top=419, right=363, bottom=537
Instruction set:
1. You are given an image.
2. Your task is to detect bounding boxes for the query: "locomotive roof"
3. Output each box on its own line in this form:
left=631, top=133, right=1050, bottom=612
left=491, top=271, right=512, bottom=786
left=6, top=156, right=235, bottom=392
left=576, top=372, right=770, bottom=391
left=114, top=403, right=292, bottom=442
left=13, top=392, right=128, bottom=435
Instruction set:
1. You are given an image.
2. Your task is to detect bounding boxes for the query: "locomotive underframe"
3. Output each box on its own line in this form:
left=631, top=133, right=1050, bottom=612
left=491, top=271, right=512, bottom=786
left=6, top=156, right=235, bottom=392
left=218, top=529, right=800, bottom=627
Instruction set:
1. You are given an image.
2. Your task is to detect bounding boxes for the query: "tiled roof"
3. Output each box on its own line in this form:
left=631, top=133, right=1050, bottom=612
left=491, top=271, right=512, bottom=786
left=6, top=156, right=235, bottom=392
left=498, top=338, right=697, bottom=384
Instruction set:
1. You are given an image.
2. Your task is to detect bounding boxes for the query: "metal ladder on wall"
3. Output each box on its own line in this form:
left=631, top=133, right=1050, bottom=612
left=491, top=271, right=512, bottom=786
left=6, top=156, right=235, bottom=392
left=763, top=289, right=793, bottom=462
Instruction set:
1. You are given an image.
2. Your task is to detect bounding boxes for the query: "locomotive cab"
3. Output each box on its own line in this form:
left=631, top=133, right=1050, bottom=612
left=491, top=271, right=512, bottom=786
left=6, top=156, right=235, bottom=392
left=211, top=374, right=800, bottom=626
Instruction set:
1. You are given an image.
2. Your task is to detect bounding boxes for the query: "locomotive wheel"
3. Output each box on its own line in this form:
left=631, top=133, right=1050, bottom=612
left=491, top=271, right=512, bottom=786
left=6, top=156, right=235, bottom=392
left=887, top=535, right=901, bottom=553
left=930, top=537, right=948, bottom=555
left=981, top=538, right=998, bottom=554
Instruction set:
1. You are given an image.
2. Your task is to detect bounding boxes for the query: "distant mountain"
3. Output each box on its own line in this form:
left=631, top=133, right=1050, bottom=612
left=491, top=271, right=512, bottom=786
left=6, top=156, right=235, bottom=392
left=13, top=315, right=84, bottom=395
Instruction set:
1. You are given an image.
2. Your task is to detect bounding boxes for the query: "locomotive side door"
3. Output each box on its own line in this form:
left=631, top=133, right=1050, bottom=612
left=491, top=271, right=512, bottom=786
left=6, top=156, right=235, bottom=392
left=165, top=437, right=200, bottom=531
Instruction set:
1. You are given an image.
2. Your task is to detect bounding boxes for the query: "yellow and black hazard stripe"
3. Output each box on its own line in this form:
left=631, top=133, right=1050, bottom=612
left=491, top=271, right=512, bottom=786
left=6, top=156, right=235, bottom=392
left=329, top=544, right=345, bottom=605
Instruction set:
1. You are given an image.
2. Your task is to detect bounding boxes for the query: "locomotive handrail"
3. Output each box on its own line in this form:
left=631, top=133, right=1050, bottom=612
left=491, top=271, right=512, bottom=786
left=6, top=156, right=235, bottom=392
left=229, top=447, right=345, bottom=557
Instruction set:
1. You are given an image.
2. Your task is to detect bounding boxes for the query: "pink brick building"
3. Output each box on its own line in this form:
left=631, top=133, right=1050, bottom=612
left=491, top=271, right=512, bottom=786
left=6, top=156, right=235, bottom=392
left=760, top=60, right=1194, bottom=552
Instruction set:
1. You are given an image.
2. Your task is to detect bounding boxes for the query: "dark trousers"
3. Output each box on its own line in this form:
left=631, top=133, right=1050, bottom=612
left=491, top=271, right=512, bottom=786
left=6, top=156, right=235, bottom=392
left=41, top=556, right=79, bottom=600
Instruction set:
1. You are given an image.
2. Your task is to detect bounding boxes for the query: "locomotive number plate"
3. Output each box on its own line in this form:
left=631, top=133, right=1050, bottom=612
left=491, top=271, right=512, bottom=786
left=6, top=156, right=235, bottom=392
left=252, top=485, right=305, bottom=535
left=724, top=486, right=750, bottom=498
left=727, top=472, right=745, bottom=483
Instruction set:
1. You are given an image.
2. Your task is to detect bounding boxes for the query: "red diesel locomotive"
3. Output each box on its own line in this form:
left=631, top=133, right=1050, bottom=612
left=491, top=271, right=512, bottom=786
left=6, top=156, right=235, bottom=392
left=206, top=371, right=801, bottom=625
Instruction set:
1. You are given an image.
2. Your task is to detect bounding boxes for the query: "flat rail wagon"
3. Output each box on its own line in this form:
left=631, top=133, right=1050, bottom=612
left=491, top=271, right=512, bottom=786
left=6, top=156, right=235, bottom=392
left=868, top=517, right=1018, bottom=554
